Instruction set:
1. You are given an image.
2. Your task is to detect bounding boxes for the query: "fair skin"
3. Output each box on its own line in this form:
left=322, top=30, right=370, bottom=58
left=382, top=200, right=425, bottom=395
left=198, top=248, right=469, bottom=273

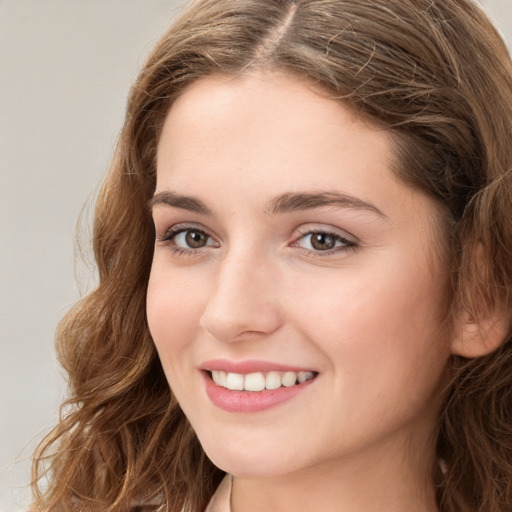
left=147, top=71, right=455, bottom=512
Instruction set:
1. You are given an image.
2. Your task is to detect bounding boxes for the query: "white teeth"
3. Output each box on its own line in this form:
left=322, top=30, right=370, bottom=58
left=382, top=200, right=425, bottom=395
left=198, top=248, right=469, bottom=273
left=244, top=372, right=266, bottom=391
left=298, top=371, right=314, bottom=383
left=225, top=372, right=244, bottom=390
left=210, top=370, right=315, bottom=391
left=212, top=370, right=227, bottom=387
left=281, top=371, right=297, bottom=387
left=265, top=371, right=282, bottom=390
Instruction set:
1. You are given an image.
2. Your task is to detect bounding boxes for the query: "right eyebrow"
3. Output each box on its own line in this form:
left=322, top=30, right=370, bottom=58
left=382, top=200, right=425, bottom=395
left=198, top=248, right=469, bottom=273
left=148, top=191, right=213, bottom=216
left=265, top=191, right=387, bottom=218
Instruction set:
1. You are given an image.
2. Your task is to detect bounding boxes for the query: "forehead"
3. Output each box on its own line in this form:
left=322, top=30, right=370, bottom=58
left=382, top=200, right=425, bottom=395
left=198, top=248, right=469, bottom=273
left=156, top=71, right=398, bottom=201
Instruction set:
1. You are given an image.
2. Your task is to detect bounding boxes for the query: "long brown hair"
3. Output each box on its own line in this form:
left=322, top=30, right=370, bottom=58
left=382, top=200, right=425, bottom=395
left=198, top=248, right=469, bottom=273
left=32, top=1, right=512, bottom=510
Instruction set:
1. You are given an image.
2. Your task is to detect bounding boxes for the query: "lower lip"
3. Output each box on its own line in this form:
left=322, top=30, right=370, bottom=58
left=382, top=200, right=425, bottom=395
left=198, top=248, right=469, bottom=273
left=202, top=372, right=316, bottom=413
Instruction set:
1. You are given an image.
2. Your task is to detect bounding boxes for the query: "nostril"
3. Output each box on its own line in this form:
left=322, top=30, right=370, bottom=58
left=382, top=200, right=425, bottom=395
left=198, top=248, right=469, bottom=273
left=198, top=276, right=283, bottom=343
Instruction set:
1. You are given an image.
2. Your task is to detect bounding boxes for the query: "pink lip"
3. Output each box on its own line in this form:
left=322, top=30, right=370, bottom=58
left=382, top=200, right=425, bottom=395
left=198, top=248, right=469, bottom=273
left=200, top=358, right=315, bottom=374
left=200, top=367, right=317, bottom=413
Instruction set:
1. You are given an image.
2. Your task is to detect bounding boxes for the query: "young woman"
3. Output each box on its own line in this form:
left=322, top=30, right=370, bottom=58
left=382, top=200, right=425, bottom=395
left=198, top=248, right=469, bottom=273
left=32, top=0, right=512, bottom=511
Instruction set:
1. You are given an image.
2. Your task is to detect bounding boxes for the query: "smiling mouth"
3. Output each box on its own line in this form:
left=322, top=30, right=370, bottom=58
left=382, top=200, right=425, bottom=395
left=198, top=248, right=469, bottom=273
left=206, top=370, right=318, bottom=392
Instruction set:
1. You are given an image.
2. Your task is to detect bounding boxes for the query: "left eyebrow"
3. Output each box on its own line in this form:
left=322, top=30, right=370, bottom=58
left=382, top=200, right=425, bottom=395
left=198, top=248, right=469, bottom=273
left=148, top=190, right=213, bottom=215
left=264, top=192, right=387, bottom=218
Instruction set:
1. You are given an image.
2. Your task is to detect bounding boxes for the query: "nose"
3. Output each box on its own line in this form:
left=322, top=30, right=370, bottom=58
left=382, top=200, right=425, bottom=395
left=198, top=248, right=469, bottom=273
left=199, top=249, right=282, bottom=342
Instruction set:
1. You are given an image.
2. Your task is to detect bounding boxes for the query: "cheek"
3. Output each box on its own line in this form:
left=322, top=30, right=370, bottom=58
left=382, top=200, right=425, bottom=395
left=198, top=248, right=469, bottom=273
left=288, top=252, right=451, bottom=405
left=291, top=256, right=446, bottom=340
left=146, top=266, right=205, bottom=372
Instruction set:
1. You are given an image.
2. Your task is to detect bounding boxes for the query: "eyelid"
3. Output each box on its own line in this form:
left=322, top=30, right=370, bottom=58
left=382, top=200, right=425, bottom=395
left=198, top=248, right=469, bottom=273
left=293, top=224, right=358, bottom=243
left=156, top=222, right=220, bottom=248
left=290, top=224, right=359, bottom=255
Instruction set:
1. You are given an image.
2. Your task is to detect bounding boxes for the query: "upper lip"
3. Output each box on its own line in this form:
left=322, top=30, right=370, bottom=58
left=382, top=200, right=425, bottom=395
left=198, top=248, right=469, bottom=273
left=200, top=359, right=317, bottom=374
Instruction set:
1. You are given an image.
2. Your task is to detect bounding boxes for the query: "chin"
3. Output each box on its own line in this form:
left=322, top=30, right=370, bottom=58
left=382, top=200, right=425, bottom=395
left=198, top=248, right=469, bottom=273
left=199, top=433, right=303, bottom=477
left=209, top=455, right=293, bottom=478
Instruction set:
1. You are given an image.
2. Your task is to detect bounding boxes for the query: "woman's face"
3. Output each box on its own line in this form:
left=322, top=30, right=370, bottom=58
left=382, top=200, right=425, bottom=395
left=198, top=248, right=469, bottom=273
left=147, top=71, right=453, bottom=477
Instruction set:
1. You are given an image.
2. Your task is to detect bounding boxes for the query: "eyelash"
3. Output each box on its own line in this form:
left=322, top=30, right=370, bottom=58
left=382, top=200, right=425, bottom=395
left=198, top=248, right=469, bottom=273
left=157, top=223, right=216, bottom=256
left=156, top=224, right=358, bottom=257
left=292, top=228, right=358, bottom=257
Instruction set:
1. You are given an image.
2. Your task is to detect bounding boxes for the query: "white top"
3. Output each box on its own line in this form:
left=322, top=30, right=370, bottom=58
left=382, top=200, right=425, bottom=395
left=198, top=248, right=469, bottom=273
left=204, top=474, right=232, bottom=512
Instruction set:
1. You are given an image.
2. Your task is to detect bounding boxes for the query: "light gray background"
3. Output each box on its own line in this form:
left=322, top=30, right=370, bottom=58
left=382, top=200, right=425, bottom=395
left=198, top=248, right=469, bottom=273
left=1, top=1, right=510, bottom=510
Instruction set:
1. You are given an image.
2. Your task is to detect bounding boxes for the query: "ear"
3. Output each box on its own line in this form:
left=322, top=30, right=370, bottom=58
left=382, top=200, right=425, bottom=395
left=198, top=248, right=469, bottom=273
left=451, top=307, right=509, bottom=358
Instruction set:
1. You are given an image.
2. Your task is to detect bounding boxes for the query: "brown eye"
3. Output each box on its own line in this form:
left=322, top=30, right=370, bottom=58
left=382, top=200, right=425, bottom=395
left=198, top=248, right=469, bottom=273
left=166, top=228, right=217, bottom=251
left=185, top=230, right=209, bottom=248
left=294, top=230, right=355, bottom=253
left=310, top=233, right=336, bottom=251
